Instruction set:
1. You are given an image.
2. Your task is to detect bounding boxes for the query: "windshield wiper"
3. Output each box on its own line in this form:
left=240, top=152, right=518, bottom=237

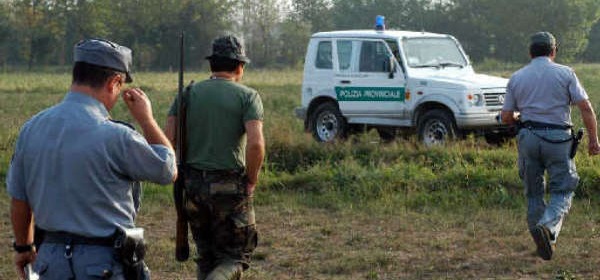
left=411, top=62, right=464, bottom=69
left=438, top=62, right=464, bottom=68
left=411, top=63, right=439, bottom=68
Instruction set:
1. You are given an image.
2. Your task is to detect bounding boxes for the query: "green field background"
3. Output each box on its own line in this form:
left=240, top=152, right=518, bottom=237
left=1, top=67, right=600, bottom=279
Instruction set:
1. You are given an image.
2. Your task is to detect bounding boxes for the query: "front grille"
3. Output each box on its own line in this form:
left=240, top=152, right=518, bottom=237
left=484, top=91, right=506, bottom=107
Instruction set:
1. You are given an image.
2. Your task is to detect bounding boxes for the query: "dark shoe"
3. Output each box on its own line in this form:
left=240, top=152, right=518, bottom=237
left=205, top=261, right=243, bottom=280
left=531, top=225, right=553, bottom=260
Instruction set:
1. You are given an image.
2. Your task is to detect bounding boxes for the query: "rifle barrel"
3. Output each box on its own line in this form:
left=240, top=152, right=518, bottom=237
left=176, top=31, right=184, bottom=162
left=174, top=31, right=190, bottom=262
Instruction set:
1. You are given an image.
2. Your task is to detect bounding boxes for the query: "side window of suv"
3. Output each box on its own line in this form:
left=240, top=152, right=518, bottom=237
left=337, top=40, right=353, bottom=71
left=359, top=41, right=390, bottom=73
left=315, top=41, right=333, bottom=69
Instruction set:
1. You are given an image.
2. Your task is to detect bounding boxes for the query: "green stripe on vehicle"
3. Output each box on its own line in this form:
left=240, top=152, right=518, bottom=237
left=335, top=87, right=405, bottom=102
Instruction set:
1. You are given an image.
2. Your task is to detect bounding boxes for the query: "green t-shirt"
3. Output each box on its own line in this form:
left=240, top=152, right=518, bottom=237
left=168, top=78, right=264, bottom=170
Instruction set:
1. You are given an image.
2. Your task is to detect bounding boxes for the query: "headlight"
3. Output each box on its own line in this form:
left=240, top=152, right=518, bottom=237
left=473, top=94, right=483, bottom=105
left=467, top=93, right=484, bottom=106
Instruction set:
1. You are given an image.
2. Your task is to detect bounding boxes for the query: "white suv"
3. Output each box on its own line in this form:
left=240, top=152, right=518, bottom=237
left=295, top=25, right=510, bottom=145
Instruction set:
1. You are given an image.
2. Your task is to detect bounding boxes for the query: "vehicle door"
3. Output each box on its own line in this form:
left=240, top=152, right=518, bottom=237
left=302, top=39, right=335, bottom=106
left=334, top=39, right=407, bottom=121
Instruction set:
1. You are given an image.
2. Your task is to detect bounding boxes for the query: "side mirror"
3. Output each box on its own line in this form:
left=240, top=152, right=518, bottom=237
left=388, top=56, right=396, bottom=79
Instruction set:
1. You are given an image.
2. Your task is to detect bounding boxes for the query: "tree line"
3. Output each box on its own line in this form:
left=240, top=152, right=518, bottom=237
left=1, top=0, right=600, bottom=71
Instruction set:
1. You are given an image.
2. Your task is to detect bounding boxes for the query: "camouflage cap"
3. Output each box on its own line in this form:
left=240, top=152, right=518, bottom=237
left=205, top=35, right=250, bottom=63
left=530, top=31, right=556, bottom=47
left=74, top=38, right=133, bottom=83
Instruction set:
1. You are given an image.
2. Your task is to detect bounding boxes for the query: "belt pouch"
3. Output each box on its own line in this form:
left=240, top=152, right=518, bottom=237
left=114, top=228, right=149, bottom=280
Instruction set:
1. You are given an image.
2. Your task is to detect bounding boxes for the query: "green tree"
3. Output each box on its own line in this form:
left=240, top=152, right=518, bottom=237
left=275, top=18, right=312, bottom=67
left=6, top=0, right=598, bottom=68
left=2, top=0, right=237, bottom=70
left=11, top=0, right=49, bottom=69
left=442, top=0, right=600, bottom=62
left=105, top=0, right=177, bottom=70
left=0, top=2, right=11, bottom=68
left=41, top=0, right=74, bottom=66
left=582, top=20, right=600, bottom=62
left=173, top=0, right=234, bottom=70
left=292, top=0, right=333, bottom=33
left=237, top=0, right=283, bottom=67
left=330, top=0, right=434, bottom=31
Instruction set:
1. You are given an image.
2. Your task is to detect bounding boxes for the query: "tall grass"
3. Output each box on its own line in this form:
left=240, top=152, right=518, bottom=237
left=2, top=68, right=600, bottom=207
left=2, top=68, right=600, bottom=278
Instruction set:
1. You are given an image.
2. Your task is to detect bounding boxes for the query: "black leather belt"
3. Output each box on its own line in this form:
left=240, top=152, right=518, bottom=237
left=187, top=167, right=244, bottom=179
left=522, top=121, right=571, bottom=130
left=43, top=231, right=115, bottom=247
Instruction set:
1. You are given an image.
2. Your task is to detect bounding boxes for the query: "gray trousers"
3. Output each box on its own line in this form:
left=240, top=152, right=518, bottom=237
left=517, top=128, right=579, bottom=243
left=33, top=243, right=125, bottom=280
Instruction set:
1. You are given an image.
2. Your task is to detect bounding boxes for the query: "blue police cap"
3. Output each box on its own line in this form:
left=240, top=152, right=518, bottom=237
left=74, top=39, right=133, bottom=83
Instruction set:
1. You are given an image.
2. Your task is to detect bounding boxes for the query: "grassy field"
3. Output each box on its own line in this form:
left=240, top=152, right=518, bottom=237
left=1, top=66, right=600, bottom=279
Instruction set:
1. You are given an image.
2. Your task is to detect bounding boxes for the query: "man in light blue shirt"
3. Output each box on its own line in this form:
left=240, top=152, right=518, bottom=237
left=502, top=32, right=600, bottom=260
left=7, top=39, right=177, bottom=279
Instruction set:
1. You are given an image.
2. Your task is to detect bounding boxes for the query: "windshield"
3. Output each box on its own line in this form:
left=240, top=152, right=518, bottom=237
left=402, top=37, right=467, bottom=68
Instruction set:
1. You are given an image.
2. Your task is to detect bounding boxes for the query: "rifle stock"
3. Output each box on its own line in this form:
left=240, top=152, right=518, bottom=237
left=174, top=31, right=189, bottom=262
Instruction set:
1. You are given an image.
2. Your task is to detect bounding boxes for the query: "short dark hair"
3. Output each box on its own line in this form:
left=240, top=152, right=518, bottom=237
left=72, top=61, right=124, bottom=88
left=208, top=57, right=244, bottom=72
left=529, top=43, right=554, bottom=58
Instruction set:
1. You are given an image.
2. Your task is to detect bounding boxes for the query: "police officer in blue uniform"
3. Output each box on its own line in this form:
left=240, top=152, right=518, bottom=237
left=502, top=31, right=600, bottom=260
left=7, top=39, right=177, bottom=279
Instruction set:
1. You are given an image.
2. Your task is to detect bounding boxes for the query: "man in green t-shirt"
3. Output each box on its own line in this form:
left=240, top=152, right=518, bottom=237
left=166, top=35, right=265, bottom=280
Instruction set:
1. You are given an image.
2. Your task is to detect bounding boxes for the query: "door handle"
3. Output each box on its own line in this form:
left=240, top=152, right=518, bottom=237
left=340, top=80, right=351, bottom=84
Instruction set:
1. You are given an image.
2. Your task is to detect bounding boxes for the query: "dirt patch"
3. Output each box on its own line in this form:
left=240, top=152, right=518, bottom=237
left=139, top=197, right=600, bottom=279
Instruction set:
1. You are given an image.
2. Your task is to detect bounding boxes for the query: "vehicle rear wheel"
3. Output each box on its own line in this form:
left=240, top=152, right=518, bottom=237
left=417, top=109, right=457, bottom=146
left=310, top=102, right=347, bottom=142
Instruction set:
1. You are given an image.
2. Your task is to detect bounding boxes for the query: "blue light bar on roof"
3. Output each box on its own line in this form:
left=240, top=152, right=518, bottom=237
left=375, top=15, right=385, bottom=31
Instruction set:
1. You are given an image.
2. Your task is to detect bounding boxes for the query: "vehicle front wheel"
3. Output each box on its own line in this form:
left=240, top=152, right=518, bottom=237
left=417, top=109, right=457, bottom=146
left=309, top=102, right=347, bottom=142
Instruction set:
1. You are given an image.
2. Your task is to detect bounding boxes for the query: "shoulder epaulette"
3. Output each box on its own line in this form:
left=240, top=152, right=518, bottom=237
left=110, top=119, right=136, bottom=131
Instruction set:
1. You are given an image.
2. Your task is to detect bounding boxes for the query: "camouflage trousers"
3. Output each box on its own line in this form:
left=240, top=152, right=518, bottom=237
left=184, top=169, right=258, bottom=280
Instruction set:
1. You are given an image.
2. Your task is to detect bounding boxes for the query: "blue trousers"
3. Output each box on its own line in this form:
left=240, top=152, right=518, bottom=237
left=33, top=243, right=125, bottom=280
left=517, top=128, right=579, bottom=243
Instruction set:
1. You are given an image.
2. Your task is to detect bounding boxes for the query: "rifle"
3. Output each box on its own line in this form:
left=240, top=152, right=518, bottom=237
left=174, top=31, right=189, bottom=262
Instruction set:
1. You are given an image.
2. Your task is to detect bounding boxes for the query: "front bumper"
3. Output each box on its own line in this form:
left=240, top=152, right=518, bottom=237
left=295, top=107, right=307, bottom=120
left=455, top=112, right=503, bottom=129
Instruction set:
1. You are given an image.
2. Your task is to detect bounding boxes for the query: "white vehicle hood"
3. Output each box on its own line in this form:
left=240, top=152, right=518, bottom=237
left=410, top=70, right=508, bottom=90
